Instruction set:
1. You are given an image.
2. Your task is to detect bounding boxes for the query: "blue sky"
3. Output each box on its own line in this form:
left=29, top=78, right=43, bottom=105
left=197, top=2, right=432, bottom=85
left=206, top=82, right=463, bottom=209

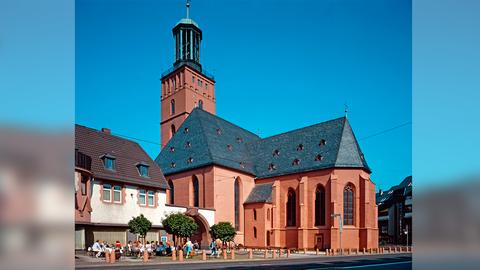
left=76, top=0, right=411, bottom=191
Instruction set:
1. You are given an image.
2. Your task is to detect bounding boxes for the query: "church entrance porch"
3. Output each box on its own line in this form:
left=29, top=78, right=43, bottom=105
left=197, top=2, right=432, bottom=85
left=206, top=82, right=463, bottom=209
left=185, top=208, right=210, bottom=249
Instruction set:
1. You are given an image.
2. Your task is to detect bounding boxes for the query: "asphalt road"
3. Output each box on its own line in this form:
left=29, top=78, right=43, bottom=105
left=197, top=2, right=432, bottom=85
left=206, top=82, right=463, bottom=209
left=76, top=253, right=412, bottom=270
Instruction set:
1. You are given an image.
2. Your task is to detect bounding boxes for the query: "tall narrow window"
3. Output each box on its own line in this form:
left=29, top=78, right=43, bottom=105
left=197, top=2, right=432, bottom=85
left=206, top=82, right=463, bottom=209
left=286, top=188, right=296, bottom=226
left=315, top=185, right=326, bottom=226
left=81, top=175, right=88, bottom=196
left=198, top=99, right=203, bottom=109
left=171, top=124, right=176, bottom=137
left=344, top=185, right=354, bottom=225
left=148, top=191, right=155, bottom=206
left=253, top=209, right=257, bottom=220
left=168, top=179, right=174, bottom=204
left=234, top=177, right=240, bottom=231
left=253, top=227, right=257, bottom=238
left=103, top=184, right=111, bottom=202
left=113, top=185, right=121, bottom=203
left=139, top=189, right=146, bottom=206
left=192, top=175, right=199, bottom=207
left=171, top=99, right=175, bottom=115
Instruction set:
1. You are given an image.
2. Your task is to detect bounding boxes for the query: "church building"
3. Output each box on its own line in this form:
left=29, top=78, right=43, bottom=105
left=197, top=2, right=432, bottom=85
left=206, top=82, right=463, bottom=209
left=155, top=3, right=378, bottom=251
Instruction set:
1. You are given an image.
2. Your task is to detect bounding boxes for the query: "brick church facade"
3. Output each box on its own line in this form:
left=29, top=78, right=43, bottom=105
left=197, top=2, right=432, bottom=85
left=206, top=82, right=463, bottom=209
left=155, top=4, right=378, bottom=250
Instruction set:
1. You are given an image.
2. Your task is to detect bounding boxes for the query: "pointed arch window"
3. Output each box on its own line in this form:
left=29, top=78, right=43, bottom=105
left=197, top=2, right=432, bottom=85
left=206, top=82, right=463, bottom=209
left=171, top=124, right=176, bottom=137
left=315, top=185, right=326, bottom=226
left=343, top=185, right=354, bottom=225
left=198, top=99, right=204, bottom=109
left=170, top=99, right=175, bottom=115
left=168, top=179, right=174, bottom=204
left=234, top=177, right=240, bottom=231
left=286, top=188, right=296, bottom=226
left=192, top=175, right=199, bottom=207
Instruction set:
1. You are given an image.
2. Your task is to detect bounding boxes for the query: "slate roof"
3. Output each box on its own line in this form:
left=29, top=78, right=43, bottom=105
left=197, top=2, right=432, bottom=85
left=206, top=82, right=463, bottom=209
left=156, top=108, right=260, bottom=176
left=155, top=108, right=370, bottom=178
left=75, top=124, right=169, bottom=189
left=244, top=183, right=273, bottom=204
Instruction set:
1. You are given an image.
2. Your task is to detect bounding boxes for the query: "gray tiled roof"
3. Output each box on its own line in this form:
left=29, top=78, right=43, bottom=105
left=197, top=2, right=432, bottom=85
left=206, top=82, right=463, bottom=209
left=244, top=183, right=273, bottom=204
left=155, top=108, right=370, bottom=178
left=155, top=108, right=260, bottom=175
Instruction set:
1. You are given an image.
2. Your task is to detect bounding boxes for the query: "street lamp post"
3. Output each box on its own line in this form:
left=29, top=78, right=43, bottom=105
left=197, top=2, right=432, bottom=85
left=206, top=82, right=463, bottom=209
left=331, top=213, right=343, bottom=255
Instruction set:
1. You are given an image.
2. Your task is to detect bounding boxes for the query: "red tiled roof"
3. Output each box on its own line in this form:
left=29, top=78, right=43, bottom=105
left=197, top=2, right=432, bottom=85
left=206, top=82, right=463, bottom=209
left=75, top=124, right=168, bottom=189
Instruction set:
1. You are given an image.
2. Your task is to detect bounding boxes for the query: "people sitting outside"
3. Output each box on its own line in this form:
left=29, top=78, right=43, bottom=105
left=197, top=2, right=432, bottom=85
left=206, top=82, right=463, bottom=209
left=91, top=240, right=103, bottom=258
left=192, top=240, right=199, bottom=251
left=131, top=241, right=140, bottom=257
left=209, top=239, right=218, bottom=257
left=145, top=241, right=153, bottom=256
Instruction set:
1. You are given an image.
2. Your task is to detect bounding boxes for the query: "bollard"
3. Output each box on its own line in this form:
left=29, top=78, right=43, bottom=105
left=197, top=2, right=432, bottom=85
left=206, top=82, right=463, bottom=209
left=264, top=249, right=268, bottom=259
left=248, top=249, right=253, bottom=259
left=202, top=250, right=206, bottom=261
left=287, top=249, right=290, bottom=258
left=272, top=250, right=277, bottom=259
left=223, top=250, right=227, bottom=260
left=143, top=250, right=149, bottom=262
left=231, top=249, right=235, bottom=260
left=172, top=249, right=176, bottom=261
left=105, top=251, right=110, bottom=263
left=347, top=248, right=351, bottom=255
left=303, top=248, right=307, bottom=254
left=316, top=248, right=319, bottom=255
left=280, top=249, right=283, bottom=257
left=362, top=248, right=366, bottom=254
left=179, top=250, right=184, bottom=262
left=110, top=251, right=116, bottom=264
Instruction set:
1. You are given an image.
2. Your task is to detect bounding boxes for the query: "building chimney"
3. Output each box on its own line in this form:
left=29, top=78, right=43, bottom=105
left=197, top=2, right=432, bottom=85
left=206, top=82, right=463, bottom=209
left=101, top=128, right=111, bottom=134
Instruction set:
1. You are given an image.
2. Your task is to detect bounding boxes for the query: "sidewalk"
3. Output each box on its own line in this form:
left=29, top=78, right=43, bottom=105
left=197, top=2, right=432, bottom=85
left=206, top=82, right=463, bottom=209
left=75, top=249, right=412, bottom=268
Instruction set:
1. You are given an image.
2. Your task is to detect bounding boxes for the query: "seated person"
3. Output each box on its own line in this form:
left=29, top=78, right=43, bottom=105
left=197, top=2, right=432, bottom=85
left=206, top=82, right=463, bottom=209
left=91, top=240, right=103, bottom=258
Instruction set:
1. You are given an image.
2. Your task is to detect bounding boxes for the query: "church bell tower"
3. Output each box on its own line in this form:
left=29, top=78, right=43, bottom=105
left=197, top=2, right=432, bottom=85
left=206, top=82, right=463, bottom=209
left=160, top=0, right=216, bottom=149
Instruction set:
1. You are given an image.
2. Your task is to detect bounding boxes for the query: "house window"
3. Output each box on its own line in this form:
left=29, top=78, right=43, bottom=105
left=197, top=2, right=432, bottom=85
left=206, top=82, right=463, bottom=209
left=148, top=191, right=155, bottom=206
left=273, top=149, right=280, bottom=157
left=102, top=156, right=116, bottom=170
left=198, top=99, right=203, bottom=109
left=296, top=144, right=304, bottom=151
left=234, top=177, right=240, bottom=231
left=216, top=128, right=222, bottom=135
left=227, top=144, right=233, bottom=151
left=171, top=99, right=175, bottom=115
left=113, top=185, right=122, bottom=203
left=253, top=209, right=257, bottom=220
left=198, top=79, right=202, bottom=87
left=170, top=162, right=176, bottom=168
left=205, top=83, right=208, bottom=90
left=184, top=127, right=189, bottom=134
left=319, top=139, right=327, bottom=146
left=171, top=124, right=176, bottom=137
left=185, top=141, right=191, bottom=148
left=81, top=175, right=88, bottom=195
left=267, top=208, right=270, bottom=220
left=187, top=157, right=193, bottom=164
left=253, top=227, right=257, bottom=239
left=168, top=179, right=174, bottom=204
left=139, top=189, right=146, bottom=206
left=192, top=175, right=199, bottom=207
left=137, top=164, right=149, bottom=177
left=343, top=185, right=354, bottom=225
left=103, top=184, right=112, bottom=202
left=236, top=137, right=243, bottom=143
left=315, top=185, right=326, bottom=226
left=170, top=147, right=175, bottom=152
left=315, top=154, right=323, bottom=161
left=192, top=76, right=195, bottom=83
left=286, top=188, right=296, bottom=226
left=239, top=161, right=245, bottom=168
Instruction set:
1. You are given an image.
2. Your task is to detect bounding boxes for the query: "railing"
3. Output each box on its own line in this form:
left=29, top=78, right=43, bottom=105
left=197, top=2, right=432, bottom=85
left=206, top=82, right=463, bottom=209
left=75, top=149, right=92, bottom=171
left=161, top=61, right=215, bottom=81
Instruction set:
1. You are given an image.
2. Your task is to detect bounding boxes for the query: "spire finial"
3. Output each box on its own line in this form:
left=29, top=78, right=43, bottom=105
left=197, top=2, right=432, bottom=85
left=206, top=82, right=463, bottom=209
left=344, top=103, right=348, bottom=118
left=186, top=0, right=190, bottom=19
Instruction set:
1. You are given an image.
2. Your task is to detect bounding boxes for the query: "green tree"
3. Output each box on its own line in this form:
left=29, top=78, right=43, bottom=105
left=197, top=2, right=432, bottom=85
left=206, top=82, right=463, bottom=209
left=128, top=214, right=152, bottom=244
left=162, top=213, right=199, bottom=246
left=210, top=222, right=236, bottom=245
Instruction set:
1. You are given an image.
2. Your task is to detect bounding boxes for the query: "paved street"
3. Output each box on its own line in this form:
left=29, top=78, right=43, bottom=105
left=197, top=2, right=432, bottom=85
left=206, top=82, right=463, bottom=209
left=76, top=253, right=411, bottom=270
